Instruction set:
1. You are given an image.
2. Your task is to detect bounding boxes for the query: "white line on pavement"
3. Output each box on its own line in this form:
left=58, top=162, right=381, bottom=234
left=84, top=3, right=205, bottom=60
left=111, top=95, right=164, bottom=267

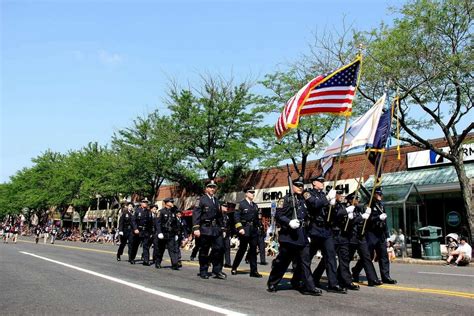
left=418, top=272, right=474, bottom=278
left=20, top=251, right=246, bottom=316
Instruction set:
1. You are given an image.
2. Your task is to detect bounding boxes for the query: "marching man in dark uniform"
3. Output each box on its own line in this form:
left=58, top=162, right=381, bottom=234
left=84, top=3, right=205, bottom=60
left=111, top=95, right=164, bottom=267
left=220, top=201, right=233, bottom=268
left=313, top=190, right=359, bottom=291
left=130, top=199, right=153, bottom=265
left=352, top=187, right=397, bottom=284
left=267, top=176, right=321, bottom=296
left=154, top=197, right=180, bottom=270
left=192, top=180, right=226, bottom=279
left=116, top=202, right=134, bottom=262
left=345, top=192, right=382, bottom=286
left=304, top=175, right=346, bottom=293
left=231, top=186, right=262, bottom=278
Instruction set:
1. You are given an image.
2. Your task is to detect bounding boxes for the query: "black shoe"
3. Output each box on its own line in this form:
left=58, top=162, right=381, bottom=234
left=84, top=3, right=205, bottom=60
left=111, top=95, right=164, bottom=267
left=199, top=274, right=209, bottom=279
left=231, top=270, right=237, bottom=275
left=155, top=264, right=162, bottom=269
left=382, top=278, right=397, bottom=284
left=224, top=264, right=232, bottom=268
left=142, top=261, right=150, bottom=266
left=250, top=272, right=263, bottom=278
left=291, top=281, right=303, bottom=290
left=327, top=286, right=347, bottom=294
left=260, top=261, right=268, bottom=265
left=116, top=256, right=121, bottom=261
left=267, top=284, right=277, bottom=292
left=347, top=283, right=360, bottom=291
left=129, top=260, right=135, bottom=265
left=213, top=272, right=227, bottom=280
left=300, top=288, right=322, bottom=296
left=171, top=266, right=180, bottom=270
left=368, top=279, right=382, bottom=286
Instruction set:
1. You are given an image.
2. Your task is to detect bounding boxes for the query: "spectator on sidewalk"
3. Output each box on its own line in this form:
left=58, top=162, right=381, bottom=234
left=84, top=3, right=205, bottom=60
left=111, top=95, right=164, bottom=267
left=446, top=237, right=472, bottom=266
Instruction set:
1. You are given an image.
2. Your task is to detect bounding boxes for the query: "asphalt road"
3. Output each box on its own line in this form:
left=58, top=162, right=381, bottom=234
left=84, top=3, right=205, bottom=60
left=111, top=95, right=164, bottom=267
left=1, top=238, right=473, bottom=315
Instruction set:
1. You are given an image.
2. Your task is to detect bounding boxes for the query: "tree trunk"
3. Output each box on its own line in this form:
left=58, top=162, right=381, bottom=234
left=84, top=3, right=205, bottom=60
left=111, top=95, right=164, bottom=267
left=453, top=159, right=473, bottom=242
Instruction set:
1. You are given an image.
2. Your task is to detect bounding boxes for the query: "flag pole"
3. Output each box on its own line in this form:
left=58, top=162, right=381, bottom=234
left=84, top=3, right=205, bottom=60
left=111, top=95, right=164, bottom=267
left=326, top=114, right=350, bottom=222
left=361, top=95, right=398, bottom=235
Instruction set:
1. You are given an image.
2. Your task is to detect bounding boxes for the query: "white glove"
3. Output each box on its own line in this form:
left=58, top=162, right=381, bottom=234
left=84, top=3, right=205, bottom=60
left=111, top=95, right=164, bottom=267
left=158, top=233, right=164, bottom=239
left=348, top=212, right=354, bottom=220
left=308, top=237, right=311, bottom=243
left=365, top=207, right=372, bottom=214
left=175, top=235, right=179, bottom=241
left=329, top=198, right=336, bottom=206
left=289, top=219, right=300, bottom=229
left=346, top=206, right=355, bottom=214
left=361, top=213, right=370, bottom=220
left=379, top=213, right=387, bottom=221
left=326, top=189, right=337, bottom=200
left=223, top=232, right=227, bottom=238
left=118, top=231, right=123, bottom=236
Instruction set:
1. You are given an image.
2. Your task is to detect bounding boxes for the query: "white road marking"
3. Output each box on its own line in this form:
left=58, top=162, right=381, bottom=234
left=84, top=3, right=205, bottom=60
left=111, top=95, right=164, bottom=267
left=20, top=251, right=246, bottom=316
left=418, top=272, right=474, bottom=278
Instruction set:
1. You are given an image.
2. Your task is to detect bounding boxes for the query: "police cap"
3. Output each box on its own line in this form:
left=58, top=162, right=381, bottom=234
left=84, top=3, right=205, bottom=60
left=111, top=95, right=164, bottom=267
left=163, top=197, right=174, bottom=203
left=292, top=176, right=305, bottom=187
left=346, top=192, right=359, bottom=201
left=374, top=187, right=383, bottom=195
left=206, top=180, right=217, bottom=188
left=141, top=198, right=150, bottom=204
left=310, top=175, right=325, bottom=183
left=244, top=186, right=256, bottom=193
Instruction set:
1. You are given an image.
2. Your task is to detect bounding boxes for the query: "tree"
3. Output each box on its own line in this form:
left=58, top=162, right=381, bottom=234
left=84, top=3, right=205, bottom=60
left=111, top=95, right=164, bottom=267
left=354, top=0, right=474, bottom=239
left=112, top=112, right=188, bottom=201
left=167, top=76, right=266, bottom=192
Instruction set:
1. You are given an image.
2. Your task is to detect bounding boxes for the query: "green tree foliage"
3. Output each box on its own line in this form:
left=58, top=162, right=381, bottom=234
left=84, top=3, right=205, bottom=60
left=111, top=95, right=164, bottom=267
left=112, top=112, right=189, bottom=200
left=167, top=76, right=266, bottom=191
left=355, top=0, right=473, bottom=239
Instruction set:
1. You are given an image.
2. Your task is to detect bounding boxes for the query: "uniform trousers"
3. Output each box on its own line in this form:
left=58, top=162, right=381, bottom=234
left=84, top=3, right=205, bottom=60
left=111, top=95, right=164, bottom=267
left=348, top=238, right=379, bottom=282
left=198, top=234, right=224, bottom=275
left=267, top=242, right=316, bottom=291
left=309, top=235, right=338, bottom=287
left=352, top=231, right=390, bottom=280
left=232, top=234, right=257, bottom=273
left=130, top=234, right=150, bottom=263
left=154, top=236, right=179, bottom=266
left=116, top=231, right=131, bottom=257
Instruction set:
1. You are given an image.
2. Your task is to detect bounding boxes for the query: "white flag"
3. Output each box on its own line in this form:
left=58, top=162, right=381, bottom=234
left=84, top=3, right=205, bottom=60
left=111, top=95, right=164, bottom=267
left=320, top=94, right=386, bottom=174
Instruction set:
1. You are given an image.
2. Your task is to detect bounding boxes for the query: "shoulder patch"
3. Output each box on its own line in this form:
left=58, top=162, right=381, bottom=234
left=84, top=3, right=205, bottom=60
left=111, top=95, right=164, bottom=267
left=303, top=192, right=311, bottom=200
left=277, top=198, right=284, bottom=208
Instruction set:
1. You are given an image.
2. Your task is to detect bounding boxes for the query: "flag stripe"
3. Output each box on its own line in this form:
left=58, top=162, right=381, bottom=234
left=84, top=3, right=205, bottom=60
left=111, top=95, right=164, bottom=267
left=274, top=58, right=361, bottom=139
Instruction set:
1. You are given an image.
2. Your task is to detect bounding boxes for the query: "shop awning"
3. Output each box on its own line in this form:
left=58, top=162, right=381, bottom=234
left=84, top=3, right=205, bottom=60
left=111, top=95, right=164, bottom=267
left=361, top=183, right=422, bottom=206
left=364, top=163, right=474, bottom=193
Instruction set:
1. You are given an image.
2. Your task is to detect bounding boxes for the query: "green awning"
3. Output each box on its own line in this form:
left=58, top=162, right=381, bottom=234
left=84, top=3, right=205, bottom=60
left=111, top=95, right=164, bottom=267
left=361, top=183, right=422, bottom=206
left=364, top=163, right=474, bottom=188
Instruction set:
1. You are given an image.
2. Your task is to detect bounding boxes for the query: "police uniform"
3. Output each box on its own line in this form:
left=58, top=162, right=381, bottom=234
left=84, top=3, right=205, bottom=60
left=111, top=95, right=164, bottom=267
left=117, top=206, right=133, bottom=261
left=232, top=188, right=262, bottom=277
left=303, top=175, right=345, bottom=293
left=175, top=211, right=189, bottom=267
left=221, top=203, right=233, bottom=268
left=130, top=202, right=153, bottom=265
left=345, top=193, right=381, bottom=286
left=192, top=181, right=226, bottom=279
left=154, top=199, right=180, bottom=269
left=267, top=177, right=321, bottom=296
left=351, top=188, right=397, bottom=284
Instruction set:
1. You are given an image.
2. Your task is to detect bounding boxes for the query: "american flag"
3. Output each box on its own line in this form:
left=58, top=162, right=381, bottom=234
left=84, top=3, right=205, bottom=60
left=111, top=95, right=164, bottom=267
left=274, top=58, right=361, bottom=139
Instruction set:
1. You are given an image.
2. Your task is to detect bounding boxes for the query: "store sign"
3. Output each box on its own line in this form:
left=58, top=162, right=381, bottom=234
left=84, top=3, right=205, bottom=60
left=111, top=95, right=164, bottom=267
left=446, top=211, right=461, bottom=227
left=407, top=143, right=474, bottom=169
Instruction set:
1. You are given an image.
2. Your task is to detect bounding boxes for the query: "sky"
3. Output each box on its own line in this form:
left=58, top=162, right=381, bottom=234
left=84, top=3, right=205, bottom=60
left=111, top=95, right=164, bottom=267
left=1, top=0, right=406, bottom=183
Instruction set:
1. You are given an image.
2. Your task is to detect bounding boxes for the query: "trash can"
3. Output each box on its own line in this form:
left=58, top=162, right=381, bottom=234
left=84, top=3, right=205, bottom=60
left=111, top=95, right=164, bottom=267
left=411, top=236, right=422, bottom=259
left=418, top=226, right=442, bottom=260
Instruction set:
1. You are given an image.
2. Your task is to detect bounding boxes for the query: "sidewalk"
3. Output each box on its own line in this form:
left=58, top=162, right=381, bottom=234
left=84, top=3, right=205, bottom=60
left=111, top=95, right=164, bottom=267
left=393, top=257, right=474, bottom=267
